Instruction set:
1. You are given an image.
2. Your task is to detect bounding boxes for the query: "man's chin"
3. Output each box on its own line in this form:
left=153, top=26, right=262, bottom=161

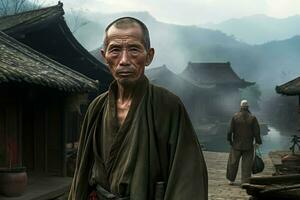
left=117, top=76, right=144, bottom=87
left=117, top=78, right=136, bottom=86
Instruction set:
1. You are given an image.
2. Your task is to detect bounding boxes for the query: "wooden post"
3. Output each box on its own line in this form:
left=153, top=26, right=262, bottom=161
left=18, top=97, right=23, bottom=167
left=298, top=95, right=300, bottom=132
left=298, top=95, right=300, bottom=111
left=61, top=103, right=67, bottom=177
left=44, top=107, right=48, bottom=173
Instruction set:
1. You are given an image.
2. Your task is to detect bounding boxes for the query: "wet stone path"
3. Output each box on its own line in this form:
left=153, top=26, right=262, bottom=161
left=204, top=151, right=274, bottom=200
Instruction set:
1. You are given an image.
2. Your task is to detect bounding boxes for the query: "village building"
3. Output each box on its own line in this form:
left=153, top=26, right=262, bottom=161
left=0, top=29, right=98, bottom=198
left=239, top=78, right=300, bottom=200
left=180, top=62, right=254, bottom=121
left=276, top=76, right=300, bottom=130
left=146, top=65, right=215, bottom=125
left=0, top=2, right=112, bottom=93
left=276, top=76, right=300, bottom=96
left=0, top=2, right=113, bottom=147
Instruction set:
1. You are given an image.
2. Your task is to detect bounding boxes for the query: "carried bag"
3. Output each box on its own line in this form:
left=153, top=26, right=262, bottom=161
left=252, top=146, right=265, bottom=174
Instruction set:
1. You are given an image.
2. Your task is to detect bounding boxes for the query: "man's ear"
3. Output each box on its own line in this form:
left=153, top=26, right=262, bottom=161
left=100, top=49, right=107, bottom=64
left=145, top=48, right=155, bottom=67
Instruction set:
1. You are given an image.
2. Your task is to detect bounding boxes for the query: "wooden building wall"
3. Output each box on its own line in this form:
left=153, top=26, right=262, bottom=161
left=0, top=92, right=21, bottom=168
left=0, top=85, right=71, bottom=176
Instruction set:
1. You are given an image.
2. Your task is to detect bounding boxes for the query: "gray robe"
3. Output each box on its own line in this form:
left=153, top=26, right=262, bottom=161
left=68, top=76, right=208, bottom=200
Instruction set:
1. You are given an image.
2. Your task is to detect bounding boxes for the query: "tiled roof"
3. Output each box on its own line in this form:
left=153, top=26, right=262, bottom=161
left=146, top=65, right=215, bottom=90
left=0, top=2, right=112, bottom=89
left=0, top=31, right=98, bottom=93
left=276, top=76, right=300, bottom=95
left=180, top=62, right=254, bottom=88
left=0, top=2, right=64, bottom=33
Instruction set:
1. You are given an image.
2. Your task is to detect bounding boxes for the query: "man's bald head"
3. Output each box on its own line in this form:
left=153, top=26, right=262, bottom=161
left=102, top=17, right=151, bottom=51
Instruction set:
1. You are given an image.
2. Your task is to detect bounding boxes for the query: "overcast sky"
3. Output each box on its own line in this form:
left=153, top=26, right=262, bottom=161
left=40, top=0, right=300, bottom=25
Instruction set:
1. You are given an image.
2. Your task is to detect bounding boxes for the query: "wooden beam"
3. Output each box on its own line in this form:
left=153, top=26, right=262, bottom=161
left=260, top=184, right=300, bottom=194
left=249, top=174, right=300, bottom=185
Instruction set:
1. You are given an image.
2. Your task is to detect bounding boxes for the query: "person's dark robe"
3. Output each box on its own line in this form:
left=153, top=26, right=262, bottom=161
left=227, top=109, right=262, bottom=150
left=68, top=76, right=208, bottom=200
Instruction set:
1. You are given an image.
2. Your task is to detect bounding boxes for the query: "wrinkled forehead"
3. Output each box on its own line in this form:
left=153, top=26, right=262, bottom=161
left=106, top=24, right=144, bottom=46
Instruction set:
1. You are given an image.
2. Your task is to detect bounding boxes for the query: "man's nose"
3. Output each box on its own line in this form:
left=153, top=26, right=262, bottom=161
left=119, top=49, right=130, bottom=66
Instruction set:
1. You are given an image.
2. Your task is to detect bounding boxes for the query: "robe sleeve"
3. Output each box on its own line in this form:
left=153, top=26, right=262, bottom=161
left=68, top=94, right=107, bottom=200
left=252, top=116, right=262, bottom=145
left=227, top=117, right=235, bottom=145
left=164, top=101, right=208, bottom=200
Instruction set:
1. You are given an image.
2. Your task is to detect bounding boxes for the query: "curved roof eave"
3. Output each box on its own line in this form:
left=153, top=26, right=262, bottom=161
left=0, top=2, right=112, bottom=82
left=276, top=76, right=300, bottom=96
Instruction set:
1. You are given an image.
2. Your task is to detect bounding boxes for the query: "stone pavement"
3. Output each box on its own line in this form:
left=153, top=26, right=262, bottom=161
left=204, top=151, right=274, bottom=200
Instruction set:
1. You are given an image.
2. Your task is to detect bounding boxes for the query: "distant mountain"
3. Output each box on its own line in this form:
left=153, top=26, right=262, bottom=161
left=203, top=14, right=300, bottom=44
left=66, top=11, right=158, bottom=51
left=65, top=11, right=300, bottom=96
left=67, top=10, right=246, bottom=73
left=255, top=35, right=300, bottom=86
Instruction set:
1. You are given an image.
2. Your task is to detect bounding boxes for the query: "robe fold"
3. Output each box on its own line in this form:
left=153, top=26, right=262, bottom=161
left=68, top=76, right=208, bottom=200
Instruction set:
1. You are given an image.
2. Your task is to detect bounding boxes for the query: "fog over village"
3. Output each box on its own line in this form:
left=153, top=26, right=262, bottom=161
left=62, top=0, right=300, bottom=152
left=0, top=0, right=300, bottom=155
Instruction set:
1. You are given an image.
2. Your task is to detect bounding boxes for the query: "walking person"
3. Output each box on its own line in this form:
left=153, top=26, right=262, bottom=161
left=226, top=99, right=262, bottom=185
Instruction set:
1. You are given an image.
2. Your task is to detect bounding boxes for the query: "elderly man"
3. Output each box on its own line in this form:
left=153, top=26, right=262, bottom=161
left=226, top=99, right=262, bottom=185
left=68, top=17, right=208, bottom=200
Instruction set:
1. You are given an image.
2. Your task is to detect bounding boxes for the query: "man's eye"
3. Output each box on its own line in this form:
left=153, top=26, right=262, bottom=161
left=108, top=48, right=121, bottom=54
left=129, top=48, right=141, bottom=54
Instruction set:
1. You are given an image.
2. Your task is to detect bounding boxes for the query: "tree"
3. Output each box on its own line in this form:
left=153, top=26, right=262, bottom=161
left=66, top=8, right=90, bottom=34
left=0, top=0, right=89, bottom=38
left=0, top=0, right=45, bottom=16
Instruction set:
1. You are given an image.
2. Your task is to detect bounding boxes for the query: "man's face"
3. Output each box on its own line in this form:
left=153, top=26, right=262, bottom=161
left=101, top=24, right=154, bottom=86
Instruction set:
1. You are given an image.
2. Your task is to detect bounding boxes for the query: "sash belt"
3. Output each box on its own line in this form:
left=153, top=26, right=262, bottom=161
left=89, top=185, right=129, bottom=200
left=89, top=181, right=165, bottom=200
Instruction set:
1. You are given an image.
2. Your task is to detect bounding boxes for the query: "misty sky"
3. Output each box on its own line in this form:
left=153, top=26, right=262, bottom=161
left=36, top=0, right=300, bottom=25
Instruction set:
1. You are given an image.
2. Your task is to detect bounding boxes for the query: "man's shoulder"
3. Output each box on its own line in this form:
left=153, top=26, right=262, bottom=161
left=233, top=112, right=240, bottom=118
left=249, top=114, right=258, bottom=121
left=87, top=91, right=109, bottom=112
left=95, top=91, right=109, bottom=101
left=233, top=112, right=245, bottom=120
left=91, top=91, right=108, bottom=104
left=233, top=111, right=257, bottom=120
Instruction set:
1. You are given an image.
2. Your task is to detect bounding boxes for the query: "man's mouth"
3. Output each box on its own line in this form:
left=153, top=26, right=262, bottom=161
left=117, top=71, right=134, bottom=76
